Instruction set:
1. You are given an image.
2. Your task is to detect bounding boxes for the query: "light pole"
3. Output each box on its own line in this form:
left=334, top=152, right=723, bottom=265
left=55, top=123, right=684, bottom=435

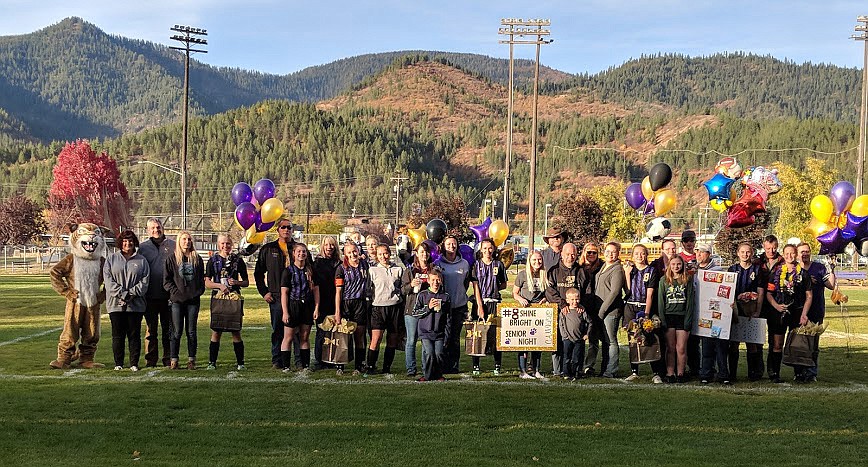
left=544, top=203, right=552, bottom=233
left=169, top=25, right=207, bottom=230
left=853, top=15, right=868, bottom=196
left=483, top=199, right=492, bottom=218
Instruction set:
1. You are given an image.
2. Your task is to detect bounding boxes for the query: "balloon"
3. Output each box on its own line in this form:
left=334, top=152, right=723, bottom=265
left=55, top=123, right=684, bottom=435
left=641, top=176, right=654, bottom=201
left=422, top=239, right=440, bottom=263
left=726, top=188, right=766, bottom=228
left=489, top=219, right=510, bottom=246
left=703, top=173, right=735, bottom=200
left=648, top=163, right=673, bottom=191
left=830, top=181, right=857, bottom=215
left=260, top=198, right=285, bottom=224
left=710, top=199, right=728, bottom=212
left=624, top=182, right=647, bottom=210
left=804, top=217, right=835, bottom=237
left=230, top=182, right=253, bottom=206
left=643, top=198, right=656, bottom=216
left=245, top=225, right=266, bottom=244
left=470, top=217, right=492, bottom=245
left=856, top=237, right=868, bottom=256
left=255, top=218, right=275, bottom=233
left=253, top=179, right=276, bottom=204
left=817, top=228, right=847, bottom=255
left=850, top=195, right=868, bottom=217
left=715, top=157, right=743, bottom=179
left=653, top=188, right=677, bottom=217
left=458, top=244, right=476, bottom=268
left=843, top=213, right=868, bottom=240
left=235, top=202, right=258, bottom=230
left=500, top=248, right=515, bottom=269
left=425, top=218, right=448, bottom=244
left=407, top=226, right=426, bottom=249
left=809, top=195, right=834, bottom=223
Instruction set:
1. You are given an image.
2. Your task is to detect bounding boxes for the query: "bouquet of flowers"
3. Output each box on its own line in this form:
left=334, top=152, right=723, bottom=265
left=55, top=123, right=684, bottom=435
left=627, top=312, right=661, bottom=345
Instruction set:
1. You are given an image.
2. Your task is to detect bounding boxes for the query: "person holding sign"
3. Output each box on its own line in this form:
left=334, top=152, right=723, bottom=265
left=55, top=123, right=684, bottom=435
left=765, top=244, right=812, bottom=383
left=658, top=255, right=695, bottom=383
left=594, top=242, right=627, bottom=378
left=412, top=269, right=451, bottom=381
left=695, top=244, right=730, bottom=384
left=559, top=288, right=592, bottom=380
left=727, top=242, right=765, bottom=382
left=623, top=244, right=664, bottom=383
left=513, top=249, right=549, bottom=379
left=469, top=238, right=508, bottom=375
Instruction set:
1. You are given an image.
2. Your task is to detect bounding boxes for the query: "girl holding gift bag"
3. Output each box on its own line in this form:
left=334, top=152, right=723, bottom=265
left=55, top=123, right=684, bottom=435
left=469, top=238, right=507, bottom=376
left=335, top=241, right=368, bottom=375
left=204, top=235, right=249, bottom=370
left=622, top=244, right=664, bottom=383
left=657, top=255, right=695, bottom=383
left=765, top=243, right=812, bottom=383
left=281, top=243, right=320, bottom=372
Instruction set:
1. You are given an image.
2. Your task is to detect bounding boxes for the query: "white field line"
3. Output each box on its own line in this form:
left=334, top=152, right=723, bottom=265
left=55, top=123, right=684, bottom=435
left=825, top=330, right=868, bottom=341
left=0, top=327, right=62, bottom=347
left=0, top=372, right=865, bottom=394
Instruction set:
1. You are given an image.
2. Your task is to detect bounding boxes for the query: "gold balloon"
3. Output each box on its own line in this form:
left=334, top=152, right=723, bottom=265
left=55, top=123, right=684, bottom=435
left=489, top=219, right=510, bottom=246
left=234, top=215, right=244, bottom=231
left=804, top=217, right=835, bottom=237
left=809, top=195, right=834, bottom=223
left=641, top=176, right=654, bottom=201
left=260, top=198, right=285, bottom=223
left=851, top=195, right=868, bottom=217
left=653, top=188, right=677, bottom=217
left=499, top=248, right=515, bottom=269
left=710, top=199, right=727, bottom=212
left=246, top=225, right=266, bottom=244
left=407, top=226, right=426, bottom=249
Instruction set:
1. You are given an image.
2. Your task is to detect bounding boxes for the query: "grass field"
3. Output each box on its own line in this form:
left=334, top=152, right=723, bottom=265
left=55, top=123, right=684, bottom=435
left=1, top=275, right=867, bottom=465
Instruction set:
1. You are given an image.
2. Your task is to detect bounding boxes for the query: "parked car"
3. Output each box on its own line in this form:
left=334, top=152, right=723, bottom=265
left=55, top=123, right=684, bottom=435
left=514, top=247, right=528, bottom=265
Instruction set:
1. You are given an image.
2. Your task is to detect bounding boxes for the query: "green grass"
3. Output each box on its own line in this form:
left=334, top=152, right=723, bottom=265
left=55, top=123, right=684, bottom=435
left=1, top=275, right=867, bottom=465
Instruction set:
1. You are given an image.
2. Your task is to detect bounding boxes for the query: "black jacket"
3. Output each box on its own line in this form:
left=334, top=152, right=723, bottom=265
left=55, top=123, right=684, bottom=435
left=254, top=240, right=292, bottom=297
left=545, top=261, right=585, bottom=306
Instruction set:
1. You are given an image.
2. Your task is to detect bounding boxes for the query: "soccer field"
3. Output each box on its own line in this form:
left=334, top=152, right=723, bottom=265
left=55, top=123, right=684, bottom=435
left=1, top=275, right=866, bottom=465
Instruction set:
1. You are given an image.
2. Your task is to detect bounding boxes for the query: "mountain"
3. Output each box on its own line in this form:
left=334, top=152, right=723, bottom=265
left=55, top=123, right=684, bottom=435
left=0, top=17, right=572, bottom=143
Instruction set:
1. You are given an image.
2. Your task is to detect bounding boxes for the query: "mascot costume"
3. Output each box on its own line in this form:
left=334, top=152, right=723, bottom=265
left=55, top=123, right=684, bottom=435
left=49, top=223, right=107, bottom=369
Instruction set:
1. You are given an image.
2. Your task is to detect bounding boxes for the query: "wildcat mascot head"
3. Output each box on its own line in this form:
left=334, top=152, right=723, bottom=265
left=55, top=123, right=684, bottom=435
left=69, top=223, right=106, bottom=260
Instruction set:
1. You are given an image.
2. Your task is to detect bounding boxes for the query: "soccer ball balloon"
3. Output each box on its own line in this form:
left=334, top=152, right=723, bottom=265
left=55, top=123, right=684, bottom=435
left=645, top=217, right=672, bottom=242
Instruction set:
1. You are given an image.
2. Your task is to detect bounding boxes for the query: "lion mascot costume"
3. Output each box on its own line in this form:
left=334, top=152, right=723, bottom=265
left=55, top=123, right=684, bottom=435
left=49, top=223, right=107, bottom=369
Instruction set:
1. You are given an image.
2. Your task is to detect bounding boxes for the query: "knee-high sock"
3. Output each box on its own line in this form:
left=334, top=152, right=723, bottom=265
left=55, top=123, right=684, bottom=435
left=300, top=349, right=310, bottom=368
left=233, top=341, right=244, bottom=366
left=281, top=350, right=293, bottom=370
left=209, top=341, right=219, bottom=364
left=382, top=347, right=396, bottom=372
left=366, top=348, right=379, bottom=370
left=356, top=348, right=367, bottom=371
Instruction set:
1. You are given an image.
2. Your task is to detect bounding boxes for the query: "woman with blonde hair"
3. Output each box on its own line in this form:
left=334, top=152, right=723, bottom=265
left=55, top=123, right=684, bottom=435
left=657, top=255, right=695, bottom=383
left=204, top=235, right=249, bottom=370
left=312, top=235, right=340, bottom=370
left=512, top=249, right=549, bottom=379
left=163, top=231, right=205, bottom=370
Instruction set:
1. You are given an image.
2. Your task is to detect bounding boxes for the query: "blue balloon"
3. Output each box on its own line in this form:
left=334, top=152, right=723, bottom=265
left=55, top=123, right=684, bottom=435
left=844, top=212, right=868, bottom=240
left=703, top=173, right=735, bottom=200
left=817, top=228, right=847, bottom=255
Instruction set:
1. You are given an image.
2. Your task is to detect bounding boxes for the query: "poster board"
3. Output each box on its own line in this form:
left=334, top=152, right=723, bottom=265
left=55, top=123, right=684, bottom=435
left=730, top=316, right=768, bottom=344
left=692, top=270, right=737, bottom=340
left=496, top=304, right=558, bottom=352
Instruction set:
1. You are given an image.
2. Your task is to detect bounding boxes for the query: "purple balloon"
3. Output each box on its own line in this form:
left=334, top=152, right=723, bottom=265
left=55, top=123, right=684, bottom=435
left=231, top=182, right=253, bottom=206
left=703, top=173, right=735, bottom=200
left=458, top=244, right=476, bottom=268
left=830, top=181, right=856, bottom=215
left=255, top=219, right=275, bottom=233
left=253, top=178, right=276, bottom=204
left=470, top=216, right=492, bottom=245
left=235, top=202, right=258, bottom=230
left=422, top=239, right=440, bottom=262
left=625, top=182, right=646, bottom=210
left=817, top=228, right=848, bottom=255
left=643, top=198, right=656, bottom=216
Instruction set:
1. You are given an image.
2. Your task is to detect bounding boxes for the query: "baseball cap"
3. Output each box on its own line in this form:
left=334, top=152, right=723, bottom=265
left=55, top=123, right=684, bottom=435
left=681, top=230, right=696, bottom=242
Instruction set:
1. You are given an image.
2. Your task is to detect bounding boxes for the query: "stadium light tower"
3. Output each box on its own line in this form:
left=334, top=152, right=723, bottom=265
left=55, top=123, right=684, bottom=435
left=499, top=18, right=551, bottom=251
left=853, top=15, right=868, bottom=196
left=169, top=25, right=207, bottom=230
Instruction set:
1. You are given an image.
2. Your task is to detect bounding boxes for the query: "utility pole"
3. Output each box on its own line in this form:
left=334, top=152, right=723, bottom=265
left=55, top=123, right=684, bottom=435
left=391, top=175, right=408, bottom=242
left=853, top=15, right=868, bottom=196
left=306, top=193, right=311, bottom=234
left=498, top=21, right=517, bottom=222
left=169, top=25, right=207, bottom=230
left=499, top=19, right=551, bottom=251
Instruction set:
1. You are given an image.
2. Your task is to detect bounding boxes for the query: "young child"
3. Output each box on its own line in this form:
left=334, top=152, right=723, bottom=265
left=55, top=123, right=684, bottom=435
left=412, top=269, right=450, bottom=382
left=559, top=288, right=592, bottom=381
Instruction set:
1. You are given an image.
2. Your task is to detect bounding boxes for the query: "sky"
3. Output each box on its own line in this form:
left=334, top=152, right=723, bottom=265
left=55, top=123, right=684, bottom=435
left=1, top=0, right=866, bottom=75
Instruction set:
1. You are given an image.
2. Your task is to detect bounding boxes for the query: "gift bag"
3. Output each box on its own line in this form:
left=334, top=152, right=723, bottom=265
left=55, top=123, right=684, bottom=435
left=464, top=320, right=492, bottom=356
left=782, top=329, right=816, bottom=367
left=629, top=333, right=661, bottom=364
left=209, top=295, right=243, bottom=331
left=320, top=317, right=356, bottom=365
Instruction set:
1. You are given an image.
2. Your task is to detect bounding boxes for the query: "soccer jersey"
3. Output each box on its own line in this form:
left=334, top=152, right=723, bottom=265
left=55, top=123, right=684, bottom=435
left=335, top=263, right=368, bottom=300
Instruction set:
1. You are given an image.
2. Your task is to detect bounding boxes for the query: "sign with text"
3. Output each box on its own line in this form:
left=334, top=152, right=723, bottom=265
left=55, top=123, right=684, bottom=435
left=692, top=270, right=737, bottom=340
left=496, top=304, right=558, bottom=352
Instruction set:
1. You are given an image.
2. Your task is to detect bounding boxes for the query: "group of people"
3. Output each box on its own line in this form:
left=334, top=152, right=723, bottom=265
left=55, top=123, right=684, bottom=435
left=90, top=216, right=836, bottom=385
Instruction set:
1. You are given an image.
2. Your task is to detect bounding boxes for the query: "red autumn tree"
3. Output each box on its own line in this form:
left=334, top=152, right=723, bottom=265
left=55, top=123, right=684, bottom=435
left=47, top=140, right=134, bottom=234
left=0, top=195, right=47, bottom=245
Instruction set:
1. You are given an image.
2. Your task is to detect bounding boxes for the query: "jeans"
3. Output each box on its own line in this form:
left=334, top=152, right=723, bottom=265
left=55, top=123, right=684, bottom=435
left=562, top=339, right=585, bottom=378
left=687, top=333, right=701, bottom=376
left=519, top=351, right=542, bottom=374
left=420, top=338, right=445, bottom=380
left=551, top=339, right=563, bottom=375
left=109, top=312, right=143, bottom=367
left=268, top=300, right=285, bottom=366
left=444, top=304, right=468, bottom=373
left=700, top=337, right=730, bottom=381
left=583, top=316, right=603, bottom=373
left=404, top=314, right=419, bottom=375
left=144, top=298, right=172, bottom=366
left=170, top=300, right=200, bottom=361
left=601, top=313, right=620, bottom=377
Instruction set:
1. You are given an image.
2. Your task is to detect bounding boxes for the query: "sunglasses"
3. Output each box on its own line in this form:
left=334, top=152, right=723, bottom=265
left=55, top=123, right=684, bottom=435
left=278, top=225, right=292, bottom=230
left=585, top=251, right=598, bottom=254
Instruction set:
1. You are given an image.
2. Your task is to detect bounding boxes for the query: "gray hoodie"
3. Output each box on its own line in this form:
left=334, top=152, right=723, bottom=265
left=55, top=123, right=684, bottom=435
left=594, top=260, right=627, bottom=319
left=103, top=250, right=150, bottom=313
left=435, top=254, right=471, bottom=308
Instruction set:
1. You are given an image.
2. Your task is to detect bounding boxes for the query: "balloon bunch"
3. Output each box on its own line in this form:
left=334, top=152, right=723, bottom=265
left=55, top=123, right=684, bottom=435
left=806, top=181, right=868, bottom=255
left=231, top=179, right=285, bottom=245
left=467, top=216, right=514, bottom=268
left=724, top=166, right=783, bottom=228
left=406, top=218, right=449, bottom=263
left=703, top=157, right=742, bottom=213
left=624, top=163, right=677, bottom=217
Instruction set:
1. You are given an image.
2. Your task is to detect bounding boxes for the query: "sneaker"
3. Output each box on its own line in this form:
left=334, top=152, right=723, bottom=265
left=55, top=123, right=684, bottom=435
left=625, top=373, right=640, bottom=382
left=472, top=366, right=481, bottom=376
left=187, top=361, right=196, bottom=371
left=113, top=365, right=123, bottom=371
left=804, top=376, right=817, bottom=383
left=406, top=371, right=417, bottom=377
left=282, top=367, right=293, bottom=374
left=206, top=363, right=217, bottom=370
left=352, top=369, right=362, bottom=376
left=652, top=375, right=664, bottom=384
left=170, top=360, right=179, bottom=370
left=533, top=372, right=548, bottom=381
left=700, top=378, right=711, bottom=384
left=722, top=379, right=732, bottom=385
left=436, top=377, right=446, bottom=382
left=335, top=368, right=344, bottom=376
left=493, top=366, right=502, bottom=376
left=563, top=375, right=572, bottom=380
left=519, top=372, right=535, bottom=380
left=130, top=366, right=139, bottom=372
left=665, top=375, right=676, bottom=384
left=676, top=374, right=687, bottom=384
left=583, top=368, right=595, bottom=378
left=272, top=363, right=283, bottom=370
left=236, top=364, right=245, bottom=371
left=145, top=362, right=158, bottom=368
left=417, top=377, right=428, bottom=382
